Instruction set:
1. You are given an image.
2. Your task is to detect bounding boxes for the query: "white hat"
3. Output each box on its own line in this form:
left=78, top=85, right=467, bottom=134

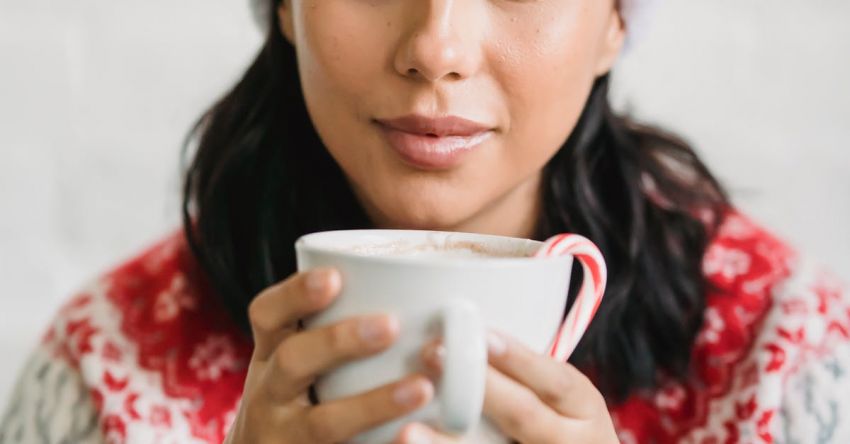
left=251, top=0, right=656, bottom=49
left=619, top=0, right=659, bottom=50
left=250, top=0, right=268, bottom=29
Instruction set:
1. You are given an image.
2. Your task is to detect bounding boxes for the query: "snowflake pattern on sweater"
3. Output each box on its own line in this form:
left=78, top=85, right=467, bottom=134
left=1, top=212, right=848, bottom=443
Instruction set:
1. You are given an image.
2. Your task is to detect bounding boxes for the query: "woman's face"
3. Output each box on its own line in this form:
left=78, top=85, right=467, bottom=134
left=279, top=0, right=625, bottom=236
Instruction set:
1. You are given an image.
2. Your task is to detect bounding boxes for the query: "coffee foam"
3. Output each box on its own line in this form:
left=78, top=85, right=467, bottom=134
left=345, top=239, right=528, bottom=259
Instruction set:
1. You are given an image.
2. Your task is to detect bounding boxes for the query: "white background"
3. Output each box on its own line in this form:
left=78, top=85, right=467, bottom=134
left=1, top=1, right=848, bottom=403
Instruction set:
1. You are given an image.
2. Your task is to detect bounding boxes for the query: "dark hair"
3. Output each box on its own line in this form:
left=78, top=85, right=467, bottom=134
left=182, top=7, right=729, bottom=401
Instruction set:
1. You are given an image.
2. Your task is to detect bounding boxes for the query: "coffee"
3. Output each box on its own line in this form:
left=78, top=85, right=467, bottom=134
left=345, top=239, right=527, bottom=259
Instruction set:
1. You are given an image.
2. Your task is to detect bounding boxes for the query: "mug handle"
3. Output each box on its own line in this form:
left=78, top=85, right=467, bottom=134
left=536, top=234, right=608, bottom=362
left=437, top=299, right=487, bottom=434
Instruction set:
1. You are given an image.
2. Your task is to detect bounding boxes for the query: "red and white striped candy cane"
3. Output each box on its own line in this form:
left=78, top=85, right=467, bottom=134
left=535, top=234, right=607, bottom=362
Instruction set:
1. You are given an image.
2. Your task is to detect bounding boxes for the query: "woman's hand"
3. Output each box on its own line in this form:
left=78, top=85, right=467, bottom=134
left=225, top=268, right=435, bottom=444
left=395, top=332, right=618, bottom=444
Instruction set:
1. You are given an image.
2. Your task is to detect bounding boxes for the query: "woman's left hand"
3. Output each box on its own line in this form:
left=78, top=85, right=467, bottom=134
left=394, top=331, right=620, bottom=444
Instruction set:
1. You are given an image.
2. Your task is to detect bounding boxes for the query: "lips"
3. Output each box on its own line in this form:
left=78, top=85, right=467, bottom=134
left=374, top=115, right=495, bottom=170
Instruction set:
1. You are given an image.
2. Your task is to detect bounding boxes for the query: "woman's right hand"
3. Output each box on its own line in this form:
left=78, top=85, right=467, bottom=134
left=225, top=268, right=435, bottom=444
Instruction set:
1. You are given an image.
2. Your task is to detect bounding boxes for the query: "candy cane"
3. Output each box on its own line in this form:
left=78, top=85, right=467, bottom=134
left=535, top=234, right=607, bottom=362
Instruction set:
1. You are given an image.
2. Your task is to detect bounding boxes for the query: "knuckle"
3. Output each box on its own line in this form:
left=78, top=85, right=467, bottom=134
left=304, top=409, right=337, bottom=443
left=586, top=391, right=609, bottom=417
left=241, top=397, right=265, bottom=425
left=502, top=395, right=538, bottom=437
left=274, top=342, right=307, bottom=383
left=543, top=432, right=567, bottom=444
left=538, top=373, right=571, bottom=407
left=326, top=322, right=354, bottom=354
left=247, top=298, right=273, bottom=334
left=238, top=396, right=291, bottom=444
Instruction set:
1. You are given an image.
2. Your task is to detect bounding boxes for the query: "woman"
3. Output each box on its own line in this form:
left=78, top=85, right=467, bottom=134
left=2, top=0, right=848, bottom=442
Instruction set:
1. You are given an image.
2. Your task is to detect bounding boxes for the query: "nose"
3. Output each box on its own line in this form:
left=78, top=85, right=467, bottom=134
left=393, top=0, right=482, bottom=83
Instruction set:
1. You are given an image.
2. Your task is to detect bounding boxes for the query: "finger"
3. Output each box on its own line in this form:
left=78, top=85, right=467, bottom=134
left=419, top=340, right=445, bottom=378
left=264, top=314, right=399, bottom=400
left=421, top=341, right=565, bottom=442
left=248, top=268, right=341, bottom=359
left=483, top=366, right=564, bottom=443
left=305, top=375, right=434, bottom=443
left=486, top=330, right=606, bottom=418
left=394, top=422, right=461, bottom=444
left=421, top=336, right=601, bottom=418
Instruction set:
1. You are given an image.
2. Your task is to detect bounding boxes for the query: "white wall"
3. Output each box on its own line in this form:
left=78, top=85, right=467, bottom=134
left=1, top=1, right=848, bottom=403
left=0, top=0, right=262, bottom=402
left=611, top=1, right=850, bottom=281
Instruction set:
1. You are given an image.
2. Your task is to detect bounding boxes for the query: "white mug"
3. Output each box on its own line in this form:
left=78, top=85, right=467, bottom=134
left=295, top=230, right=606, bottom=443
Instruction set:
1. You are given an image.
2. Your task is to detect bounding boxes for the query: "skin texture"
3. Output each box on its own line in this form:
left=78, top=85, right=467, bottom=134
left=226, top=269, right=619, bottom=444
left=278, top=0, right=625, bottom=239
left=224, top=1, right=626, bottom=443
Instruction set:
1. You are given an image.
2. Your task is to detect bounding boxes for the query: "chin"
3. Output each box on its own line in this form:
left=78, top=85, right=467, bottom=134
left=373, top=198, right=477, bottom=232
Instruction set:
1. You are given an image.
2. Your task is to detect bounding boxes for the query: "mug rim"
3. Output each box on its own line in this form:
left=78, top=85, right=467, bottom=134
left=295, top=229, right=572, bottom=268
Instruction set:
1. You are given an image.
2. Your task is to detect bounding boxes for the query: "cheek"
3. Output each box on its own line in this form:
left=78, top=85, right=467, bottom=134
left=284, top=0, right=608, bottom=229
left=493, top=17, right=600, bottom=165
left=293, top=2, right=386, bottom=135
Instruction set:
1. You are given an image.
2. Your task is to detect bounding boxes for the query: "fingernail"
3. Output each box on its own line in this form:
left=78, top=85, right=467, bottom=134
left=423, top=343, right=445, bottom=369
left=358, top=315, right=397, bottom=345
left=487, top=331, right=507, bottom=356
left=393, top=379, right=433, bottom=408
left=405, top=423, right=433, bottom=444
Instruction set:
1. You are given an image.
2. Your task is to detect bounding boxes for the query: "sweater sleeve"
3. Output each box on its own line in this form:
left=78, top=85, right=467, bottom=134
left=775, top=287, right=850, bottom=443
left=3, top=231, right=248, bottom=444
left=0, top=339, right=103, bottom=443
left=777, top=341, right=850, bottom=443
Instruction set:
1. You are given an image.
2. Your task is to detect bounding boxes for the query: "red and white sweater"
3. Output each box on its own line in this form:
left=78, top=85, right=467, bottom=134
left=2, top=212, right=849, bottom=443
